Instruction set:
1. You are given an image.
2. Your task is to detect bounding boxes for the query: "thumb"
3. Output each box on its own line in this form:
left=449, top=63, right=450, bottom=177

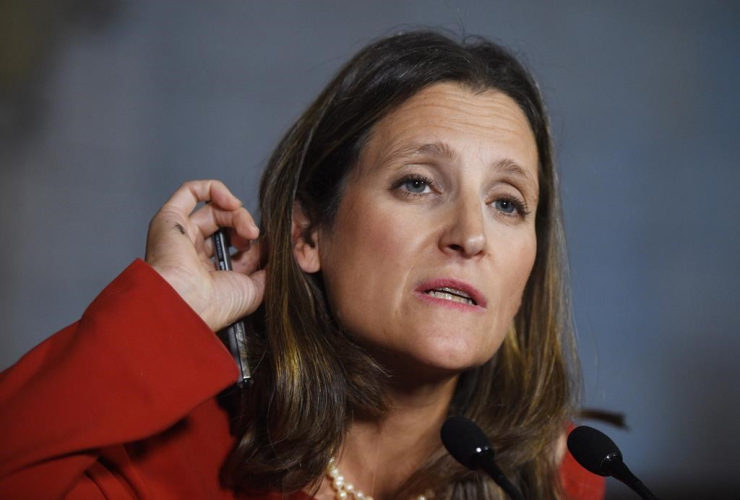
left=210, top=269, right=266, bottom=330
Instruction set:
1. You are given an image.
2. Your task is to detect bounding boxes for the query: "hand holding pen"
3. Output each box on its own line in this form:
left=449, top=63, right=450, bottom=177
left=144, top=180, right=265, bottom=383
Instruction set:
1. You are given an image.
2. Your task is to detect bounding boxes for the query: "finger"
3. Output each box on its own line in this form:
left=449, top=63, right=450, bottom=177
left=203, top=235, right=215, bottom=258
left=201, top=228, right=251, bottom=260
left=190, top=204, right=259, bottom=241
left=230, top=230, right=253, bottom=252
left=213, top=268, right=266, bottom=327
left=145, top=210, right=199, bottom=263
left=148, top=180, right=243, bottom=249
left=240, top=268, right=266, bottom=318
left=231, top=241, right=262, bottom=274
left=199, top=228, right=257, bottom=260
left=199, top=250, right=216, bottom=270
left=161, top=180, right=242, bottom=218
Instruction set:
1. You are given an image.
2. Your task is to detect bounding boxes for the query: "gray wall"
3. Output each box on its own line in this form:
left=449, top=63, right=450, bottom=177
left=2, top=1, right=739, bottom=498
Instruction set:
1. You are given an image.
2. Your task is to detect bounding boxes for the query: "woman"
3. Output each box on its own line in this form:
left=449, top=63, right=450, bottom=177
left=0, top=31, right=603, bottom=499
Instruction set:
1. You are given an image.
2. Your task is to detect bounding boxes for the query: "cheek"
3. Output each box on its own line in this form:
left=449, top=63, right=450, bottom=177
left=506, top=232, right=537, bottom=310
left=488, top=229, right=536, bottom=320
left=320, top=202, right=417, bottom=314
left=477, top=233, right=536, bottom=362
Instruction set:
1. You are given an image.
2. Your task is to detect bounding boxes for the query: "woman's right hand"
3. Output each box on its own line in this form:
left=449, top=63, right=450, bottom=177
left=145, top=180, right=266, bottom=332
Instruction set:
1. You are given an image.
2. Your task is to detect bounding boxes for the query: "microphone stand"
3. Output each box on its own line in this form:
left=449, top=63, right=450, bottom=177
left=607, top=457, right=659, bottom=500
left=475, top=450, right=524, bottom=500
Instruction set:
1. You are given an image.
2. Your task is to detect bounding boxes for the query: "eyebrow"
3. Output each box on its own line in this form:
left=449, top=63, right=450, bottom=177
left=381, top=141, right=457, bottom=165
left=381, top=141, right=539, bottom=196
left=493, top=158, right=539, bottom=197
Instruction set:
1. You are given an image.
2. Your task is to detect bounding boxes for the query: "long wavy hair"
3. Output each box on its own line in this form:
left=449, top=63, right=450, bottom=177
left=221, top=30, right=577, bottom=499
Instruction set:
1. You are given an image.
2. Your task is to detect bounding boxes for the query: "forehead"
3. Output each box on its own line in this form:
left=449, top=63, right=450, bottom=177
left=360, top=82, right=539, bottom=177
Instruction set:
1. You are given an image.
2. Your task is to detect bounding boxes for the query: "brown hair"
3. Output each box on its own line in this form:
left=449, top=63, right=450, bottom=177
left=221, top=30, right=577, bottom=499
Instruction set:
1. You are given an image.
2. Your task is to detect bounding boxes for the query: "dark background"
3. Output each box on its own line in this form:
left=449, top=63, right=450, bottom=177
left=2, top=1, right=739, bottom=498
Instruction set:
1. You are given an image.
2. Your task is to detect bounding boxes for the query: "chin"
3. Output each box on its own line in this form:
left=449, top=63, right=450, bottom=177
left=387, top=337, right=500, bottom=381
left=425, top=349, right=494, bottom=373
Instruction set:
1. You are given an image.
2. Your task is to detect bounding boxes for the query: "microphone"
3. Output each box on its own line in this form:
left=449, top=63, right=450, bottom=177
left=441, top=416, right=524, bottom=500
left=567, top=426, right=659, bottom=500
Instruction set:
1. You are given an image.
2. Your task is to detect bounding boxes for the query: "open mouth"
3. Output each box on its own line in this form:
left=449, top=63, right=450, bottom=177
left=424, top=287, right=478, bottom=306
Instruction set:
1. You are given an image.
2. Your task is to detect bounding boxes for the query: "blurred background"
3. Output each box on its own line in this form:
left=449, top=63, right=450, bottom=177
left=1, top=1, right=738, bottom=498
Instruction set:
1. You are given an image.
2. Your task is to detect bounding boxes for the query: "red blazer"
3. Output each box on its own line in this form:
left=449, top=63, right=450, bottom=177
left=0, top=260, right=604, bottom=499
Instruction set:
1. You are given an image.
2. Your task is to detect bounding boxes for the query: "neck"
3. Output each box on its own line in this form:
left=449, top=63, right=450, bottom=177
left=324, top=374, right=459, bottom=500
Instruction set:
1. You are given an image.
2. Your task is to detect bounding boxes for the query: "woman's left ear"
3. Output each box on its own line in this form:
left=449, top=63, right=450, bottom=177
left=292, top=202, right=321, bottom=273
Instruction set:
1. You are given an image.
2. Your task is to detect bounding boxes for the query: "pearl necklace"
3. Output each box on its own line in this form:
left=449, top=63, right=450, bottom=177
left=326, top=458, right=433, bottom=500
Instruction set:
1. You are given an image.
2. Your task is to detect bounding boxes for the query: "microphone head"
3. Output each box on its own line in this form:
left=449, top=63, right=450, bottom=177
left=567, top=425, right=623, bottom=477
left=441, top=416, right=493, bottom=470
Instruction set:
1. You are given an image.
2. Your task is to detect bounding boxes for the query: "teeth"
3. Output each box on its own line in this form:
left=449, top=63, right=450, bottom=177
left=435, top=287, right=472, bottom=299
left=425, top=290, right=475, bottom=305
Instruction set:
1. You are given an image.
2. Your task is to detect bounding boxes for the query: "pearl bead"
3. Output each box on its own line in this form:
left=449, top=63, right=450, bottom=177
left=326, top=456, right=431, bottom=500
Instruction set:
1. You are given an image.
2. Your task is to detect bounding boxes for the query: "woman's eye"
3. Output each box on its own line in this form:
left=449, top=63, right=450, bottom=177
left=401, top=178, right=431, bottom=194
left=493, top=198, right=519, bottom=215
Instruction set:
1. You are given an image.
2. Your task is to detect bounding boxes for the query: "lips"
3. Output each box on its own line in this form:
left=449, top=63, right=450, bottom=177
left=415, top=278, right=487, bottom=309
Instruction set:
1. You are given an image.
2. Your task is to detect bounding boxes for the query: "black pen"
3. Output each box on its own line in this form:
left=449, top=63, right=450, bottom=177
left=212, top=228, right=252, bottom=387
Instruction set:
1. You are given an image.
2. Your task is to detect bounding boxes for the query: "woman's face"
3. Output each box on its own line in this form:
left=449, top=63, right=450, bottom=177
left=312, top=83, right=539, bottom=378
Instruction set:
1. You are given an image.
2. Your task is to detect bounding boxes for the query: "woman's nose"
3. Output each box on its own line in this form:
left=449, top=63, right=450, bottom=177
left=439, top=197, right=487, bottom=258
